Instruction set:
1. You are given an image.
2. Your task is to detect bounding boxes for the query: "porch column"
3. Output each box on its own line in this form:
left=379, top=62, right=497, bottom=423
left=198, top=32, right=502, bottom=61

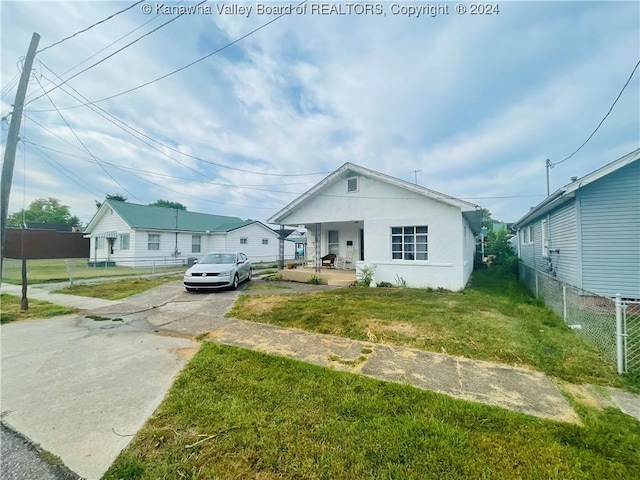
left=315, top=223, right=321, bottom=273
left=278, top=225, right=285, bottom=270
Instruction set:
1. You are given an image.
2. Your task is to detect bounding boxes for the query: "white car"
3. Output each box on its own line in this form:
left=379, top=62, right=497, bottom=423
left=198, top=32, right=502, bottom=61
left=184, top=251, right=251, bottom=291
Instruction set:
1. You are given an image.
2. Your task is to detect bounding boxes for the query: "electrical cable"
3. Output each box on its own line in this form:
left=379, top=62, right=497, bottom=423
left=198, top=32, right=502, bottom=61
left=33, top=75, right=143, bottom=202
left=25, top=1, right=186, bottom=104
left=36, top=1, right=145, bottom=54
left=27, top=1, right=308, bottom=112
left=26, top=1, right=207, bottom=106
left=34, top=63, right=330, bottom=178
left=553, top=59, right=640, bottom=166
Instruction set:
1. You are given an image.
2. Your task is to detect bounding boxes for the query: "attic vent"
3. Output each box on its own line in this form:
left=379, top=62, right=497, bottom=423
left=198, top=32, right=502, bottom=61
left=347, top=177, right=359, bottom=193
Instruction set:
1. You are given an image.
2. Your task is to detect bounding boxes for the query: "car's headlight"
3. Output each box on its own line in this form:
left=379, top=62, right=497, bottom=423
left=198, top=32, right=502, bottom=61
left=185, top=271, right=192, bottom=277
left=219, top=270, right=232, bottom=276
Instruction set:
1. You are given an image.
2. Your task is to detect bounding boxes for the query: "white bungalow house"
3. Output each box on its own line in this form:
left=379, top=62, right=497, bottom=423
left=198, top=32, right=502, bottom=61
left=513, top=148, right=640, bottom=299
left=268, top=163, right=482, bottom=290
left=84, top=200, right=296, bottom=267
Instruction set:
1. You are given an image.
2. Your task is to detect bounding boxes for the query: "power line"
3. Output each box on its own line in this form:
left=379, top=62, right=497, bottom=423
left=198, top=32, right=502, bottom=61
left=1, top=72, right=21, bottom=98
left=28, top=141, right=106, bottom=197
left=34, top=63, right=329, bottom=178
left=25, top=1, right=186, bottom=105
left=26, top=1, right=207, bottom=106
left=28, top=0, right=309, bottom=112
left=25, top=140, right=316, bottom=188
left=36, top=0, right=145, bottom=54
left=553, top=59, right=640, bottom=166
left=33, top=75, right=142, bottom=202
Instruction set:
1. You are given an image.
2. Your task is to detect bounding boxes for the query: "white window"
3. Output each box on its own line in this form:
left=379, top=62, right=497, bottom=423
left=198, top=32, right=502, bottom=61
left=328, top=230, right=339, bottom=255
left=521, top=228, right=527, bottom=245
left=240, top=237, right=248, bottom=245
left=96, top=237, right=104, bottom=249
left=391, top=226, right=428, bottom=261
left=119, top=234, right=130, bottom=250
left=262, top=238, right=269, bottom=245
left=541, top=220, right=548, bottom=257
left=528, top=225, right=534, bottom=244
left=148, top=234, right=160, bottom=250
left=192, top=235, right=201, bottom=253
left=347, top=177, right=359, bottom=193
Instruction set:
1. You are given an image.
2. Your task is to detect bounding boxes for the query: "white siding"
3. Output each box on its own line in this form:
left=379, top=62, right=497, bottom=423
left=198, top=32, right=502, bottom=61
left=288, top=174, right=471, bottom=290
left=224, top=224, right=296, bottom=263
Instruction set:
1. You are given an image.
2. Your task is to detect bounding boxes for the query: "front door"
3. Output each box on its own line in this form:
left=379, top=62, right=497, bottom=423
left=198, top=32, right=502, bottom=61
left=359, top=229, right=364, bottom=261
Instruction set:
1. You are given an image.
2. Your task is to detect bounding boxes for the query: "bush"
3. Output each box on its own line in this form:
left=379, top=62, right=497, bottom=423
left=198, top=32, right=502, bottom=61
left=307, top=275, right=323, bottom=285
left=357, top=265, right=376, bottom=286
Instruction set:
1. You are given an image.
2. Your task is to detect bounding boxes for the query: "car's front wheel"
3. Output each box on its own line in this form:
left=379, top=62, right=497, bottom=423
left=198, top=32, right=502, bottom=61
left=232, top=273, right=239, bottom=290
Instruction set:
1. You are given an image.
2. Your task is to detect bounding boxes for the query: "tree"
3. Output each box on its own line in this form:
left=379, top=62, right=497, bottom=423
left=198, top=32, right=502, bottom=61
left=485, top=228, right=515, bottom=264
left=149, top=199, right=187, bottom=210
left=479, top=208, right=493, bottom=227
left=95, top=193, right=128, bottom=210
left=7, top=197, right=80, bottom=227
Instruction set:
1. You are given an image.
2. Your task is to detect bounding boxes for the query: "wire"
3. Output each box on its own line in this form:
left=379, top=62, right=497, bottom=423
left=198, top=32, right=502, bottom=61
left=26, top=1, right=207, bottom=106
left=34, top=63, right=329, bottom=178
left=28, top=0, right=309, bottom=111
left=25, top=140, right=316, bottom=188
left=33, top=75, right=143, bottom=202
left=1, top=72, right=20, bottom=98
left=36, top=1, right=145, bottom=54
left=553, top=59, right=640, bottom=166
left=29, top=142, right=107, bottom=197
left=25, top=2, right=186, bottom=105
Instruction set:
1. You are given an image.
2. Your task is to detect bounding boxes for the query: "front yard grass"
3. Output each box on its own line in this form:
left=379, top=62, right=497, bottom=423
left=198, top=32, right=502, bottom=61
left=0, top=294, right=75, bottom=324
left=54, top=276, right=180, bottom=300
left=229, top=269, right=633, bottom=389
left=104, top=343, right=640, bottom=480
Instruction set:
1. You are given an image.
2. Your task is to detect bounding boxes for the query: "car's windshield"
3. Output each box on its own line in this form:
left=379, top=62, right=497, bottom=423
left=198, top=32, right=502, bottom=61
left=199, top=253, right=236, bottom=264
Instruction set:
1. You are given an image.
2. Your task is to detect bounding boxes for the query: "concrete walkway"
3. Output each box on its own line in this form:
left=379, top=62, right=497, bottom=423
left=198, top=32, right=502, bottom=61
left=3, top=279, right=640, bottom=479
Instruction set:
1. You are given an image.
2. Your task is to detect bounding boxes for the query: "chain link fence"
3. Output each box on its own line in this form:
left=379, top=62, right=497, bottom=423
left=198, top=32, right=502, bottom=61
left=624, top=301, right=640, bottom=374
left=519, top=262, right=637, bottom=374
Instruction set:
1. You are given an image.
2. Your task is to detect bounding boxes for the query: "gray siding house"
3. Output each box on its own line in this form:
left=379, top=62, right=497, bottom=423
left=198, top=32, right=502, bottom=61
left=513, top=148, right=640, bottom=299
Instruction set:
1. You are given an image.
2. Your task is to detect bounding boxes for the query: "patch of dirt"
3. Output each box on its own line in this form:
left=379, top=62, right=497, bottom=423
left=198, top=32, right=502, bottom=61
left=558, top=382, right=613, bottom=411
left=367, top=319, right=419, bottom=338
left=238, top=295, right=288, bottom=315
left=171, top=345, right=200, bottom=360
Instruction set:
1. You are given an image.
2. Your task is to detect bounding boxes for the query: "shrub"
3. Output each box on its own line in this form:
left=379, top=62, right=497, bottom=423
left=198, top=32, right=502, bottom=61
left=307, top=275, right=323, bottom=285
left=357, top=264, right=376, bottom=286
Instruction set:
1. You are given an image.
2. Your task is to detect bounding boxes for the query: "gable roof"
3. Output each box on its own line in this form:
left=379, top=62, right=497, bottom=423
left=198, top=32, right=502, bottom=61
left=85, top=201, right=244, bottom=233
left=268, top=162, right=482, bottom=233
left=268, top=162, right=479, bottom=223
left=513, top=148, right=640, bottom=229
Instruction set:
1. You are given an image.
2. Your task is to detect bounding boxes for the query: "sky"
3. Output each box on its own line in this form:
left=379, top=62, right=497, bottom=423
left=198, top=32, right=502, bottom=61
left=1, top=0, right=639, bottom=227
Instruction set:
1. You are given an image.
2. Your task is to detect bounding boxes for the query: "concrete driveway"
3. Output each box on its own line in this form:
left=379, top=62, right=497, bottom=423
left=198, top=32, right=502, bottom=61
left=0, top=282, right=200, bottom=480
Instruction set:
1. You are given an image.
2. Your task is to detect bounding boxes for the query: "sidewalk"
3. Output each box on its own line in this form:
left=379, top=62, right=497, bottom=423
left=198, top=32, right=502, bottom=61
left=1, top=282, right=121, bottom=310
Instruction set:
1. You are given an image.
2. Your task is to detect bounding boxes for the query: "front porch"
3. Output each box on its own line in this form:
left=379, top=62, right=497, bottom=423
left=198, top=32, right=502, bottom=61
left=279, top=267, right=356, bottom=287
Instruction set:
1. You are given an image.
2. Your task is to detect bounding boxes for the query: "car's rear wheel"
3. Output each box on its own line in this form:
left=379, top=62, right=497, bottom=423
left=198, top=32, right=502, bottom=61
left=232, top=274, right=239, bottom=290
left=247, top=269, right=252, bottom=281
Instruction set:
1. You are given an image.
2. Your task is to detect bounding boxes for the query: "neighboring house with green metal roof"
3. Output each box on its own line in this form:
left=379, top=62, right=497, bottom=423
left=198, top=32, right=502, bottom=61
left=84, top=200, right=296, bottom=267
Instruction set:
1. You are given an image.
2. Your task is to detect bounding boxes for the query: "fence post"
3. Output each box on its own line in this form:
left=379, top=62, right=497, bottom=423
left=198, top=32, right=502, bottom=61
left=615, top=293, right=625, bottom=374
left=562, top=285, right=567, bottom=323
left=535, top=271, right=539, bottom=298
left=65, top=259, right=74, bottom=287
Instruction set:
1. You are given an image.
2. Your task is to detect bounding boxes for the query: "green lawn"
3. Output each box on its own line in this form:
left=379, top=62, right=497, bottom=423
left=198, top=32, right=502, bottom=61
left=104, top=343, right=640, bottom=480
left=54, top=276, right=181, bottom=300
left=1, top=258, right=184, bottom=285
left=0, top=294, right=75, bottom=324
left=229, top=269, right=634, bottom=390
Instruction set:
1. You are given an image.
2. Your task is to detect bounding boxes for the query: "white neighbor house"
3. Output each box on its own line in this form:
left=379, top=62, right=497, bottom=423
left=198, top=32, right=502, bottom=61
left=84, top=200, right=296, bottom=267
left=268, top=163, right=482, bottom=290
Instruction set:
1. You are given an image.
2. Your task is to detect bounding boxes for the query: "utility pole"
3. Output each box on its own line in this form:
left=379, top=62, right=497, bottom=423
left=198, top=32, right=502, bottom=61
left=545, top=159, right=553, bottom=196
left=410, top=169, right=422, bottom=185
left=0, top=33, right=40, bottom=279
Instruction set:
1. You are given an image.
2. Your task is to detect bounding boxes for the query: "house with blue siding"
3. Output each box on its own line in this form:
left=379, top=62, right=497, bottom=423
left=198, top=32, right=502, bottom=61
left=513, top=148, right=640, bottom=299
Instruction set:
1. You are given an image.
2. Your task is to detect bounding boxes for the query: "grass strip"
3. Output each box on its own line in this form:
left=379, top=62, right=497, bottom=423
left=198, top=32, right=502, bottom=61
left=104, top=343, right=640, bottom=480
